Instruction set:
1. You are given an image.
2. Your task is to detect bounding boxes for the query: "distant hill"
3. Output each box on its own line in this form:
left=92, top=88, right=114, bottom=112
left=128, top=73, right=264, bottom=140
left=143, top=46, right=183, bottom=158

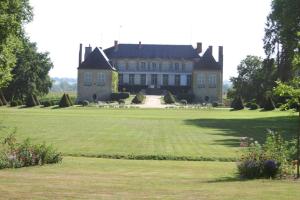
left=51, top=77, right=77, bottom=92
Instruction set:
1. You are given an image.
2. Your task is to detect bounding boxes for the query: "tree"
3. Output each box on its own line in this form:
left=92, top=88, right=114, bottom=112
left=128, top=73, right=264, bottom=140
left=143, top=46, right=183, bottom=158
left=264, top=0, right=300, bottom=81
left=0, top=0, right=33, bottom=87
left=4, top=37, right=53, bottom=101
left=274, top=78, right=300, bottom=178
left=230, top=56, right=277, bottom=104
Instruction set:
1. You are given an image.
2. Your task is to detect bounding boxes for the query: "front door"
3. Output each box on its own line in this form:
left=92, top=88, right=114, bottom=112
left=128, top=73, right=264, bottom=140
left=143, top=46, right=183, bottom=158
left=151, top=74, right=158, bottom=88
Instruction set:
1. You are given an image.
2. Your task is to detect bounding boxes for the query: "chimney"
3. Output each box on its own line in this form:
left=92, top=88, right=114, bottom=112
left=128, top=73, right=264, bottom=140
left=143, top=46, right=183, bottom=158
left=84, top=44, right=92, bottom=60
left=79, top=43, right=83, bottom=66
left=208, top=45, right=213, bottom=55
left=139, top=41, right=142, bottom=49
left=114, top=40, right=118, bottom=51
left=218, top=46, right=223, bottom=67
left=196, top=42, right=202, bottom=54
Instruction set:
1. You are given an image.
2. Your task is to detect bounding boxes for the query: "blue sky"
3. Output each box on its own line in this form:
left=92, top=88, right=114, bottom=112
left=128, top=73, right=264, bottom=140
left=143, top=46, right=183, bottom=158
left=25, top=0, right=272, bottom=80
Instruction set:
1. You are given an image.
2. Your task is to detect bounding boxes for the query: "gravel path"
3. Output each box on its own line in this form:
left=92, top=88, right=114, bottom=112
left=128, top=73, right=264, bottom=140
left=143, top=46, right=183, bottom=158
left=138, top=95, right=168, bottom=108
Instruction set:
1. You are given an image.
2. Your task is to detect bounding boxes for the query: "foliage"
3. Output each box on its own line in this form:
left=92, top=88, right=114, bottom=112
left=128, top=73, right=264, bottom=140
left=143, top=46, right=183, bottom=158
left=212, top=102, right=219, bottom=107
left=238, top=130, right=295, bottom=179
left=111, top=92, right=130, bottom=101
left=264, top=0, right=300, bottom=81
left=0, top=133, right=62, bottom=169
left=180, top=99, right=187, bottom=105
left=10, top=101, right=18, bottom=107
left=3, top=37, right=53, bottom=101
left=231, top=96, right=244, bottom=110
left=41, top=100, right=53, bottom=107
left=0, top=0, right=33, bottom=88
left=249, top=103, right=259, bottom=110
left=177, top=93, right=195, bottom=103
left=25, top=94, right=37, bottom=107
left=82, top=100, right=89, bottom=107
left=131, top=92, right=145, bottom=104
left=118, top=99, right=125, bottom=105
left=58, top=93, right=71, bottom=108
left=230, top=56, right=277, bottom=104
left=164, top=91, right=176, bottom=104
left=111, top=71, right=118, bottom=93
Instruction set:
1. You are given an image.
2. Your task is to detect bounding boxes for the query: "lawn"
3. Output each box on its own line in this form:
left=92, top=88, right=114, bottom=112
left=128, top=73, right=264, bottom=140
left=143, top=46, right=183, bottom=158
left=0, top=107, right=297, bottom=160
left=0, top=157, right=299, bottom=200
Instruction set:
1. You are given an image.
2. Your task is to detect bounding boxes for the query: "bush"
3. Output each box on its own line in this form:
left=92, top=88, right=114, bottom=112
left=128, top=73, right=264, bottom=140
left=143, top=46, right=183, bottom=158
left=59, top=93, right=71, bottom=107
left=245, top=102, right=252, bottom=108
left=231, top=96, right=244, bottom=110
left=238, top=160, right=261, bottom=179
left=249, top=103, right=258, bottom=110
left=164, top=91, right=176, bottom=104
left=17, top=100, right=23, bottom=105
left=131, top=92, right=145, bottom=104
left=111, top=92, right=130, bottom=101
left=25, top=95, right=37, bottom=107
left=262, top=160, right=279, bottom=178
left=41, top=100, right=53, bottom=107
left=10, top=101, right=18, bottom=107
left=0, top=134, right=62, bottom=169
left=212, top=102, right=218, bottom=107
left=180, top=99, right=187, bottom=105
left=82, top=100, right=89, bottom=106
left=276, top=103, right=282, bottom=108
left=0, top=89, right=7, bottom=105
left=263, top=96, right=275, bottom=111
left=118, top=99, right=125, bottom=104
left=177, top=93, right=194, bottom=103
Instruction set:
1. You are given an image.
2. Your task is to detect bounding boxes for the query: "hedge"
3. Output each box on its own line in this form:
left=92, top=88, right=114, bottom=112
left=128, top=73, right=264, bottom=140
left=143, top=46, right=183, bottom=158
left=111, top=92, right=130, bottom=101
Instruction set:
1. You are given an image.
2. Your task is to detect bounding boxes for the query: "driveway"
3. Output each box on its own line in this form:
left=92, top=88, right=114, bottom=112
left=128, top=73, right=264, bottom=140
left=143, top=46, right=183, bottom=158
left=137, top=95, right=168, bottom=108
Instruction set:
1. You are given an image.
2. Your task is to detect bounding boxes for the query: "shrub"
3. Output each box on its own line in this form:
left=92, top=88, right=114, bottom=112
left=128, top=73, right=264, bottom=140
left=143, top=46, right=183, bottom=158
left=177, top=93, right=194, bottom=103
left=238, top=160, right=261, bottom=179
left=41, top=100, right=53, bottom=107
left=25, top=95, right=37, bottom=107
left=131, top=92, right=145, bottom=104
left=0, top=89, right=7, bottom=105
left=245, top=102, right=252, bottom=108
left=111, top=92, right=130, bottom=101
left=59, top=93, right=71, bottom=107
left=231, top=96, right=244, bottom=110
left=212, top=102, right=218, bottom=107
left=82, top=100, right=89, bottom=106
left=180, top=99, right=187, bottom=105
left=249, top=103, right=258, bottom=110
left=164, top=91, right=176, bottom=104
left=10, top=101, right=18, bottom=107
left=0, top=134, right=62, bottom=169
left=263, top=96, right=275, bottom=111
left=16, top=100, right=23, bottom=105
left=262, top=160, right=279, bottom=178
left=276, top=103, right=282, bottom=108
left=118, top=99, right=125, bottom=104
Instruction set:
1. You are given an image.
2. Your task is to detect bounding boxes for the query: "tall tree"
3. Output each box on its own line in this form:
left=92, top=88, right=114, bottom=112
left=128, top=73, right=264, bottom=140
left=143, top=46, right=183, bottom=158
left=264, top=0, right=300, bottom=81
left=4, top=37, right=53, bottom=100
left=0, top=0, right=32, bottom=87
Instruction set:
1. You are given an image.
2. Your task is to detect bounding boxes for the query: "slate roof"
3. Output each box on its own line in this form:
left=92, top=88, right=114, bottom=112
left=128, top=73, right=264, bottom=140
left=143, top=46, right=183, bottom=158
left=194, top=48, right=222, bottom=70
left=104, top=44, right=200, bottom=59
left=78, top=47, right=116, bottom=70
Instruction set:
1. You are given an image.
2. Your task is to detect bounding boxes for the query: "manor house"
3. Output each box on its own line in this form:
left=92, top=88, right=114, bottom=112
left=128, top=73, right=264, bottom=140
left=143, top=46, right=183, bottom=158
left=77, top=41, right=223, bottom=103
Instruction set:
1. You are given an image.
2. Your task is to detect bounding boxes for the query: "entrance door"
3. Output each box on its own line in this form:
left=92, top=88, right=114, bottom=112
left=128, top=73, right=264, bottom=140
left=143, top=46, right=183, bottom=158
left=151, top=74, right=158, bottom=88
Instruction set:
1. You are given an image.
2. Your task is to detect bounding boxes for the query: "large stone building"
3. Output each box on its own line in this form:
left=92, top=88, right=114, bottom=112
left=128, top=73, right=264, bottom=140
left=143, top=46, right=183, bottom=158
left=77, top=41, right=223, bottom=103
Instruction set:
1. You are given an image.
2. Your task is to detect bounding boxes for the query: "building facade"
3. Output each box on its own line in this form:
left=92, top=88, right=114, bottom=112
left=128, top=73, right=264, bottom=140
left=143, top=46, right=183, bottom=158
left=77, top=41, right=223, bottom=103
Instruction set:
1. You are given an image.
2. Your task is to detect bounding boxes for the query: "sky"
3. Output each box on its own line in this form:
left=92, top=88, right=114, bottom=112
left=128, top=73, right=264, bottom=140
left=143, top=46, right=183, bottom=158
left=25, top=0, right=272, bottom=81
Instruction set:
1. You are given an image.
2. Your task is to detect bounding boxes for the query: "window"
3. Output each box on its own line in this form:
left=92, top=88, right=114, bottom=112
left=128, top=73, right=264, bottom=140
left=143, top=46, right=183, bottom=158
left=136, top=61, right=140, bottom=71
left=208, top=74, right=217, bottom=88
left=182, top=63, right=186, bottom=71
left=163, top=74, right=168, bottom=86
left=141, top=62, right=146, bottom=70
left=175, top=63, right=179, bottom=71
left=119, top=74, right=123, bottom=85
left=125, top=62, right=129, bottom=70
left=159, top=63, right=162, bottom=71
left=175, top=74, right=180, bottom=86
left=141, top=74, right=146, bottom=85
left=147, top=62, right=151, bottom=71
left=129, top=74, right=135, bottom=85
left=197, top=73, right=205, bottom=88
left=187, top=74, right=192, bottom=86
left=169, top=62, right=173, bottom=71
left=152, top=62, right=157, bottom=71
left=84, top=72, right=92, bottom=86
left=96, top=72, right=105, bottom=86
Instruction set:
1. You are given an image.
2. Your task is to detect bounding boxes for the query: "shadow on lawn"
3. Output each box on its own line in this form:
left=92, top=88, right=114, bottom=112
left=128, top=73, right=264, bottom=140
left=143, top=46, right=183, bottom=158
left=184, top=115, right=298, bottom=147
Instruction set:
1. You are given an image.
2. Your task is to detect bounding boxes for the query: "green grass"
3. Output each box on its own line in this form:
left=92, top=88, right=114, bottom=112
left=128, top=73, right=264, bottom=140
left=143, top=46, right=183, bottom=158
left=0, top=107, right=297, bottom=160
left=0, top=157, right=299, bottom=199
